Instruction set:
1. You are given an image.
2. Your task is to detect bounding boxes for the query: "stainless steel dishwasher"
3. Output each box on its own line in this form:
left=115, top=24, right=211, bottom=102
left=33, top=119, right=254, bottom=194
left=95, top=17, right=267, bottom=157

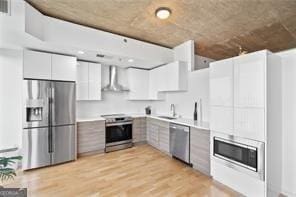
left=169, top=123, right=190, bottom=164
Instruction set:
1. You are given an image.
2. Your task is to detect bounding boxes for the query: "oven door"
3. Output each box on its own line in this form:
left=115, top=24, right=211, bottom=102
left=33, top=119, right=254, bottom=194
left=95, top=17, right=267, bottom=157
left=213, top=136, right=264, bottom=180
left=106, top=122, right=132, bottom=146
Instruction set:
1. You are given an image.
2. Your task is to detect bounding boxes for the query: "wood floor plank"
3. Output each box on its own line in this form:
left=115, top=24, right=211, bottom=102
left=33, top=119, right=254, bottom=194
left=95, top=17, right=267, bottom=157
left=3, top=144, right=239, bottom=196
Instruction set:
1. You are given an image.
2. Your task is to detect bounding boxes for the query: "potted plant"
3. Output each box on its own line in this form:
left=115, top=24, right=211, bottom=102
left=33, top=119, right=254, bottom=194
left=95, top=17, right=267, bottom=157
left=0, top=156, right=22, bottom=187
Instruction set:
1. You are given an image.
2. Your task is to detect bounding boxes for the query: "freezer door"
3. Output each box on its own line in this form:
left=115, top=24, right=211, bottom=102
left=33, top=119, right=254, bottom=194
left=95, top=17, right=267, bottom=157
left=23, top=80, right=51, bottom=129
left=22, top=128, right=51, bottom=170
left=51, top=81, right=75, bottom=126
left=52, top=125, right=76, bottom=165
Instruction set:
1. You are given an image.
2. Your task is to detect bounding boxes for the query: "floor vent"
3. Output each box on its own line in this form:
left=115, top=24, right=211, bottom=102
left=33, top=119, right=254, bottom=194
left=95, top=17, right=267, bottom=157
left=0, top=0, right=11, bottom=15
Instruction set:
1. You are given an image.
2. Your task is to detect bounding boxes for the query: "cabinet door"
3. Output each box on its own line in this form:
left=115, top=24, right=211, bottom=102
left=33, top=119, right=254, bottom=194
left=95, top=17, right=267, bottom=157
left=23, top=50, right=51, bottom=79
left=210, top=106, right=233, bottom=135
left=234, top=108, right=265, bottom=141
left=127, top=68, right=149, bottom=100
left=88, top=63, right=101, bottom=100
left=159, top=126, right=170, bottom=153
left=149, top=68, right=159, bottom=99
left=52, top=54, right=77, bottom=81
left=149, top=68, right=164, bottom=100
left=190, top=128, right=210, bottom=175
left=77, top=120, right=105, bottom=154
left=157, top=65, right=168, bottom=91
left=76, top=61, right=89, bottom=100
left=150, top=124, right=159, bottom=148
left=146, top=118, right=151, bottom=143
left=234, top=53, right=265, bottom=108
left=210, top=59, right=233, bottom=107
left=133, top=118, right=142, bottom=143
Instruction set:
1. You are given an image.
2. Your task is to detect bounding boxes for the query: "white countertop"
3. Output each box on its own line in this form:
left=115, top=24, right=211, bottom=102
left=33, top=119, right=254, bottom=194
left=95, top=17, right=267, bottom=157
left=76, top=114, right=210, bottom=130
left=76, top=116, right=106, bottom=122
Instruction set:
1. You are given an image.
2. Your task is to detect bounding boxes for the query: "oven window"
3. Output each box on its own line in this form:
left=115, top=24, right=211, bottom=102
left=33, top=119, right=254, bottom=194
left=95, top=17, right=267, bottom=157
left=214, top=138, right=257, bottom=170
left=106, top=124, right=132, bottom=143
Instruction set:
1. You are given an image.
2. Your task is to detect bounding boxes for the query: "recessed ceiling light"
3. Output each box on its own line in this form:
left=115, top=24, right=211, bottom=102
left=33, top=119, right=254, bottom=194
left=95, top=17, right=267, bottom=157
left=155, top=7, right=171, bottom=20
left=77, top=50, right=84, bottom=54
left=128, top=59, right=134, bottom=63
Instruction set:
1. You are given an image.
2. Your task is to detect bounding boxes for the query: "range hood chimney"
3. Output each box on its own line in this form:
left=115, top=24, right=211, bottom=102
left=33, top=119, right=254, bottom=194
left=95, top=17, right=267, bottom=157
left=102, top=66, right=129, bottom=92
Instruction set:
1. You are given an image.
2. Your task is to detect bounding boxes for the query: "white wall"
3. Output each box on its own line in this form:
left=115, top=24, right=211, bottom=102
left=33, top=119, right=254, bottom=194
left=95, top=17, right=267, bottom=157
left=0, top=48, right=23, bottom=151
left=152, top=68, right=209, bottom=121
left=76, top=65, right=151, bottom=118
left=277, top=49, right=296, bottom=197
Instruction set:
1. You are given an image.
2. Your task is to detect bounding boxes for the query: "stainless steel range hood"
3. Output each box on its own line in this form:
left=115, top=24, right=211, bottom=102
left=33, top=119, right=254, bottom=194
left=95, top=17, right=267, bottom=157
left=102, top=66, right=129, bottom=92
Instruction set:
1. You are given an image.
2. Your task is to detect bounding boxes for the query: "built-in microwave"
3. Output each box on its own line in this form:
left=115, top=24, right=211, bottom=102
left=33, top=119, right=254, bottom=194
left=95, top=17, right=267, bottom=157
left=213, top=135, right=265, bottom=180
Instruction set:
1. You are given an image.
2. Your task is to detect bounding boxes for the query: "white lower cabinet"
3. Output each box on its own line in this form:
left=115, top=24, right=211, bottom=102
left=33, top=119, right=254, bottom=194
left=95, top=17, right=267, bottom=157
left=190, top=127, right=211, bottom=175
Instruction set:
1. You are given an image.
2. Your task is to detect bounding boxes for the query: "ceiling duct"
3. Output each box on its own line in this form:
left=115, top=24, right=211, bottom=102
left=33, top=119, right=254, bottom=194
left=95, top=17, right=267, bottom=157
left=96, top=53, right=113, bottom=59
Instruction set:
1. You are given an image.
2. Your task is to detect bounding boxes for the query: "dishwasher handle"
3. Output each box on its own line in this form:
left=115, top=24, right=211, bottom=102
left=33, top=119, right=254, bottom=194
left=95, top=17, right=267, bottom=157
left=169, top=123, right=190, bottom=132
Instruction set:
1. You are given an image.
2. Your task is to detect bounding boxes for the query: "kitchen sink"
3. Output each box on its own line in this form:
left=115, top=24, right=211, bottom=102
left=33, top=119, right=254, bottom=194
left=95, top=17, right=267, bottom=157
left=157, top=115, right=177, bottom=120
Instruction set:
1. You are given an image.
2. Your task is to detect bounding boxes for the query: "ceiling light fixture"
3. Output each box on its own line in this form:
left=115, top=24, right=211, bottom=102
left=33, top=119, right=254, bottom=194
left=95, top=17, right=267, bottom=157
left=128, top=59, right=134, bottom=63
left=155, top=7, right=171, bottom=19
left=77, top=50, right=84, bottom=54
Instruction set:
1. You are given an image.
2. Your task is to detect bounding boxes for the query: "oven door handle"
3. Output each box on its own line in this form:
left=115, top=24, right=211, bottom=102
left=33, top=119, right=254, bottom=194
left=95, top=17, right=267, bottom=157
left=106, top=122, right=133, bottom=127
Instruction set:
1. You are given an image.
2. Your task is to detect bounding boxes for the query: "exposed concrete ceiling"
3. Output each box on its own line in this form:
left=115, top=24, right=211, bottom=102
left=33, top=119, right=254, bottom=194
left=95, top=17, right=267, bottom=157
left=26, top=0, right=296, bottom=60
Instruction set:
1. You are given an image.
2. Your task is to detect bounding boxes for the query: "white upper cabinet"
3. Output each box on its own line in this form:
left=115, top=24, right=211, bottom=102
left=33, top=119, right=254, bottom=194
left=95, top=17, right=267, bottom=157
left=76, top=61, right=89, bottom=100
left=210, top=58, right=233, bottom=107
left=23, top=50, right=52, bottom=80
left=23, top=50, right=77, bottom=81
left=88, top=63, right=101, bottom=100
left=127, top=68, right=149, bottom=100
left=126, top=61, right=187, bottom=100
left=149, top=68, right=165, bottom=100
left=52, top=54, right=77, bottom=81
left=209, top=58, right=234, bottom=134
left=76, top=61, right=101, bottom=101
left=234, top=52, right=265, bottom=108
left=158, top=61, right=188, bottom=92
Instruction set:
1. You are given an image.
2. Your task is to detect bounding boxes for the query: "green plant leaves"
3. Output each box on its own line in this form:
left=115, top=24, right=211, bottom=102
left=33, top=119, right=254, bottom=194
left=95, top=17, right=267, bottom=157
left=0, top=156, right=22, bottom=184
left=0, top=168, right=16, bottom=182
left=0, top=156, right=22, bottom=168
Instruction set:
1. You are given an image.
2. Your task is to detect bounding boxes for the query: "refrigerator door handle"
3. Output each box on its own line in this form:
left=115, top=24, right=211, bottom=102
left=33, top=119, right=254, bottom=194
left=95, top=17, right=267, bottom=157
left=51, top=87, right=55, bottom=101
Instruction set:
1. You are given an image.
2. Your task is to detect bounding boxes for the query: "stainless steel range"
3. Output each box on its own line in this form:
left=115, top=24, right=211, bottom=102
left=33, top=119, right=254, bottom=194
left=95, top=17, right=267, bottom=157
left=102, top=114, right=133, bottom=152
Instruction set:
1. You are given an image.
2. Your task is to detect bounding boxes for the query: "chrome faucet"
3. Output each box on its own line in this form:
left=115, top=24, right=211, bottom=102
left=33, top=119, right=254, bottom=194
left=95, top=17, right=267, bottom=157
left=170, top=104, right=176, bottom=117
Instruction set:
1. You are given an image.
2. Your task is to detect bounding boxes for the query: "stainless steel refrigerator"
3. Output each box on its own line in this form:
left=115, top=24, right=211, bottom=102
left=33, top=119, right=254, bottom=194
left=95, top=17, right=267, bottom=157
left=22, top=79, right=76, bottom=170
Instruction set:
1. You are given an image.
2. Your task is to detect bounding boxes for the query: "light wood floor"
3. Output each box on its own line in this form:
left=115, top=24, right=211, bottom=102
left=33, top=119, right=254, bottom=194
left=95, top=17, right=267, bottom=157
left=4, top=144, right=239, bottom=196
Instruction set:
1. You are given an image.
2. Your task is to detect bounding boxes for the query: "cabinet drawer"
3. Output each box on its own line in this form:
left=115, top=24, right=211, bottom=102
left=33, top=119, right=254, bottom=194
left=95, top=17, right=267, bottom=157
left=77, top=120, right=106, bottom=154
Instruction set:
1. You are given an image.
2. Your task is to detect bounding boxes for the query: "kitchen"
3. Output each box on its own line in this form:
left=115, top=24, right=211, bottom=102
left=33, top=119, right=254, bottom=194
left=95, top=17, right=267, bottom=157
left=1, top=0, right=296, bottom=196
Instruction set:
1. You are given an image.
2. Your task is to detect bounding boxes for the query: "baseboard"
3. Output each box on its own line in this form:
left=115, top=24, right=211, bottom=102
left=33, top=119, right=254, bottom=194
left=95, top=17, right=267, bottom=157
left=133, top=141, right=147, bottom=146
left=78, top=149, right=105, bottom=157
